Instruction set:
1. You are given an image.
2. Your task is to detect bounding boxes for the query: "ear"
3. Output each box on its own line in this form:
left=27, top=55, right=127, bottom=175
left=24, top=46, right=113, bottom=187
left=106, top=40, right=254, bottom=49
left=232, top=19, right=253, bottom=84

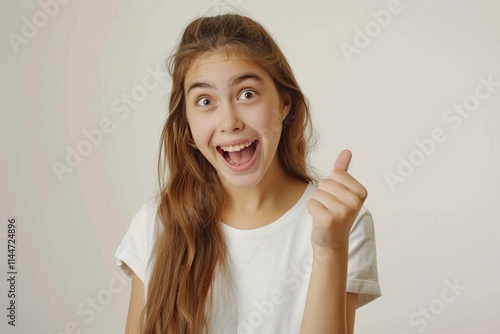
left=280, top=92, right=292, bottom=121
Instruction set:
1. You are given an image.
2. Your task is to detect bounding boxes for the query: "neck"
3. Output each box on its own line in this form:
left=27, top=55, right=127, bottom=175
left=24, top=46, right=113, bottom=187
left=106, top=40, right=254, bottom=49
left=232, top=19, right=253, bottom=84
left=221, top=155, right=305, bottom=216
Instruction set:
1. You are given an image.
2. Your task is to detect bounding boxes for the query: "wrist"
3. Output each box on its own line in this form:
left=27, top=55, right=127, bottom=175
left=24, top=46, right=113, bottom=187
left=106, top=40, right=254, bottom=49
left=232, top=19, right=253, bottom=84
left=312, top=244, right=349, bottom=263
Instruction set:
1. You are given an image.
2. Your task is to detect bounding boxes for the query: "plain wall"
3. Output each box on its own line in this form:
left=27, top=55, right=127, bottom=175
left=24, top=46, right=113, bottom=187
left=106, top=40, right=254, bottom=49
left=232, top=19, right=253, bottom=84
left=1, top=0, right=499, bottom=333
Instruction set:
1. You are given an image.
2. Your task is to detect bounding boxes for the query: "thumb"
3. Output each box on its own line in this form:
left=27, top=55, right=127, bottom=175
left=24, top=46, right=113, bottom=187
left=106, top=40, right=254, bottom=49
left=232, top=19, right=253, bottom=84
left=333, top=149, right=352, bottom=173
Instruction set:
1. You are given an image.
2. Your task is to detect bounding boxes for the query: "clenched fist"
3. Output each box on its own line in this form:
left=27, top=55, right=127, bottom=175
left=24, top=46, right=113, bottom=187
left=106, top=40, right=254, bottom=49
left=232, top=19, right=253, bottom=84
left=307, top=149, right=368, bottom=250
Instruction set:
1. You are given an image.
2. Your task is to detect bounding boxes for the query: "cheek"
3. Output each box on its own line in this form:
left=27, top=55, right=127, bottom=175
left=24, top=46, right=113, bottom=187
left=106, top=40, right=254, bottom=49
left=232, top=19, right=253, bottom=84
left=257, top=109, right=283, bottom=137
left=187, top=114, right=203, bottom=137
left=190, top=125, right=207, bottom=143
left=188, top=118, right=212, bottom=145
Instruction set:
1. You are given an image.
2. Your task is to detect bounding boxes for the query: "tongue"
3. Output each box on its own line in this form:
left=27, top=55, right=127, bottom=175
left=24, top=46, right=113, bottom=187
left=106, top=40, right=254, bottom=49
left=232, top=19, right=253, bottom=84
left=228, top=145, right=255, bottom=165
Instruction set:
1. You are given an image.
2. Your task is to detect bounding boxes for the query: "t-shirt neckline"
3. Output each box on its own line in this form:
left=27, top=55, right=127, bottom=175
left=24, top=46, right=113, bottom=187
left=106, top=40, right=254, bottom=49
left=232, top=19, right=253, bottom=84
left=221, top=183, right=315, bottom=240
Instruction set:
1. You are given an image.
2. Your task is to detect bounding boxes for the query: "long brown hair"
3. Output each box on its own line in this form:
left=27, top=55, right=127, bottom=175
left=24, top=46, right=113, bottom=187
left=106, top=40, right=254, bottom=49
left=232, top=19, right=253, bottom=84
left=141, top=13, right=317, bottom=333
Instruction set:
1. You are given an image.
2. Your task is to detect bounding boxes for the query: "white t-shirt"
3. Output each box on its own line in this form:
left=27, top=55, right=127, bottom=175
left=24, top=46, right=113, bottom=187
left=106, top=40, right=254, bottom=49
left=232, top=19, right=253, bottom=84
left=114, top=183, right=381, bottom=333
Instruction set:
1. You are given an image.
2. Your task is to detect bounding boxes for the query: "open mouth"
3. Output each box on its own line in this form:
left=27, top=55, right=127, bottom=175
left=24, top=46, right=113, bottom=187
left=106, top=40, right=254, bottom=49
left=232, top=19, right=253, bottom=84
left=217, top=140, right=258, bottom=167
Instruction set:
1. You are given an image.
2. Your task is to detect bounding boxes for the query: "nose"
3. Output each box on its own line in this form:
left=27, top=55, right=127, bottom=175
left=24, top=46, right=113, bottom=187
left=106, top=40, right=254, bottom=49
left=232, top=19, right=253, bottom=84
left=218, top=101, right=243, bottom=133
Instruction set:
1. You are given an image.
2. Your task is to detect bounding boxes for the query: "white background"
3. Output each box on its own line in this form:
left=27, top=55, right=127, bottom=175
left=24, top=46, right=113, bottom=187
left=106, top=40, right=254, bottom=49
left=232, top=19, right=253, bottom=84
left=1, top=0, right=499, bottom=333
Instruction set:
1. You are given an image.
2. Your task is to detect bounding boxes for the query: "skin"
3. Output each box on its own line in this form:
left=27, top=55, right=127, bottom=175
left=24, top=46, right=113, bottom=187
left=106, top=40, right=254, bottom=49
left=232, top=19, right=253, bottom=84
left=184, top=51, right=303, bottom=227
left=125, top=51, right=365, bottom=333
left=301, top=150, right=366, bottom=334
left=124, top=268, right=144, bottom=334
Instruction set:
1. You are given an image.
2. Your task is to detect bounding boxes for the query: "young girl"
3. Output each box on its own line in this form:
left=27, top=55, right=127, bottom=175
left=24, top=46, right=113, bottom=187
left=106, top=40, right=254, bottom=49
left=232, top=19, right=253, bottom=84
left=115, top=13, right=381, bottom=334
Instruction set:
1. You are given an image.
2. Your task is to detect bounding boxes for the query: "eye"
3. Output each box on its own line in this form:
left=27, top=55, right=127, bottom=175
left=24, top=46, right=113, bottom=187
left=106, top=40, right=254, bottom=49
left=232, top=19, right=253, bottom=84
left=238, top=89, right=256, bottom=100
left=196, top=97, right=212, bottom=107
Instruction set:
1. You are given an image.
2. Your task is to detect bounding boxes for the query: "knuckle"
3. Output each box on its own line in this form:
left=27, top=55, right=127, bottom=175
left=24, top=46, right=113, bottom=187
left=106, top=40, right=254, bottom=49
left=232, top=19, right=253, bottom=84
left=360, top=192, right=367, bottom=201
left=348, top=192, right=361, bottom=208
left=360, top=186, right=368, bottom=200
left=318, top=178, right=329, bottom=189
left=336, top=204, right=349, bottom=218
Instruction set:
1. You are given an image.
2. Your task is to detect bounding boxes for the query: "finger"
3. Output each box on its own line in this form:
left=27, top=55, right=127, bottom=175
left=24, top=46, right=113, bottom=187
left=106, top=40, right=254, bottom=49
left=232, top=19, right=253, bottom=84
left=324, top=173, right=367, bottom=202
left=317, top=180, right=365, bottom=209
left=307, top=197, right=329, bottom=217
left=318, top=177, right=363, bottom=199
left=332, top=149, right=352, bottom=173
left=307, top=197, right=344, bottom=226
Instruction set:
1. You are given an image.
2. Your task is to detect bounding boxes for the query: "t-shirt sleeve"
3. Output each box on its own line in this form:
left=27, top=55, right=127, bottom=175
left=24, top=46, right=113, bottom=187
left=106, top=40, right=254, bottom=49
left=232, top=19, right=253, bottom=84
left=346, top=206, right=382, bottom=308
left=114, top=196, right=159, bottom=286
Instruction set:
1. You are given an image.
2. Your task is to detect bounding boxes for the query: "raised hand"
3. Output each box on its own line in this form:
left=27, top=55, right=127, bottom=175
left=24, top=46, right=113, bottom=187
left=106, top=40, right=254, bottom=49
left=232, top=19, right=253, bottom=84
left=307, top=149, right=368, bottom=250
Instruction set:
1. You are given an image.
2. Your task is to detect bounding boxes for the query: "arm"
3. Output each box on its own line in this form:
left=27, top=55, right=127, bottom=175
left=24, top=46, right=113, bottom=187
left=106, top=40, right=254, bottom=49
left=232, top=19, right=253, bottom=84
left=300, top=247, right=357, bottom=334
left=125, top=269, right=145, bottom=334
left=347, top=293, right=357, bottom=334
left=301, top=150, right=366, bottom=334
left=300, top=246, right=348, bottom=334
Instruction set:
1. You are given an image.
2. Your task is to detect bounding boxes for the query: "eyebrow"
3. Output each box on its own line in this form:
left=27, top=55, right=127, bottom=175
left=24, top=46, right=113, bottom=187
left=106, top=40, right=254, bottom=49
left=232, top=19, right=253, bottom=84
left=186, top=72, right=264, bottom=95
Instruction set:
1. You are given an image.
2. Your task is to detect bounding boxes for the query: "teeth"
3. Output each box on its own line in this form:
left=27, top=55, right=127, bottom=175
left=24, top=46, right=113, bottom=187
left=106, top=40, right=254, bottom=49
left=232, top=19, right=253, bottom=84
left=220, top=140, right=254, bottom=152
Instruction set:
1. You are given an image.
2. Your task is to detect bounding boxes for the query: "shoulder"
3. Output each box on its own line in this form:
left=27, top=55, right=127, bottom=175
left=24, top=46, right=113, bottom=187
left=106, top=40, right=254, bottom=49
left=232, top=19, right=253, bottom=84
left=125, top=194, right=162, bottom=247
left=134, top=194, right=161, bottom=224
left=114, top=194, right=161, bottom=285
left=350, top=205, right=373, bottom=237
left=132, top=195, right=160, bottom=224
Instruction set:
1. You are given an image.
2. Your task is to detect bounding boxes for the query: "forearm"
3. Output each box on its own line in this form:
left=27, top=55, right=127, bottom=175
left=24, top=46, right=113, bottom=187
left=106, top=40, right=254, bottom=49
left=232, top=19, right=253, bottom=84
left=300, top=245, right=349, bottom=334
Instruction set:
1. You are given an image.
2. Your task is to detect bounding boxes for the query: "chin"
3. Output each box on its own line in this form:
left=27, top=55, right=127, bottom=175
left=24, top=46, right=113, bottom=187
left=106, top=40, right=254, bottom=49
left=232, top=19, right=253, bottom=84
left=217, top=170, right=265, bottom=189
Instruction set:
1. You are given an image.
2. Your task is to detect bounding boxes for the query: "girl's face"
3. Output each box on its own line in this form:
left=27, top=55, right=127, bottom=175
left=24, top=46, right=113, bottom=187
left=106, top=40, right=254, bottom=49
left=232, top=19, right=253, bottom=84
left=184, top=51, right=291, bottom=188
